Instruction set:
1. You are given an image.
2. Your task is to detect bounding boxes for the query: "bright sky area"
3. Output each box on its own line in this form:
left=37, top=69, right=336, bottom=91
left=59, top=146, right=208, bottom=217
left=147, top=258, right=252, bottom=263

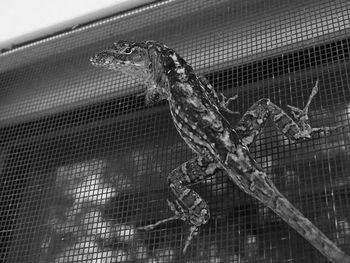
left=0, top=0, right=134, bottom=48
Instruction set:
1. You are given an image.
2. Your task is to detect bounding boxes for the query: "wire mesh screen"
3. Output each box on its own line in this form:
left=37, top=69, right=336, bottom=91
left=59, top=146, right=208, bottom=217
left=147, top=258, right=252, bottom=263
left=1, top=0, right=350, bottom=262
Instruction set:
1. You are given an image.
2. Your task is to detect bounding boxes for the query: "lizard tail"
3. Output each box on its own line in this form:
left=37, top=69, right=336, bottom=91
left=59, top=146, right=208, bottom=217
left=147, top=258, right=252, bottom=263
left=269, top=187, right=350, bottom=263
left=226, top=163, right=350, bottom=263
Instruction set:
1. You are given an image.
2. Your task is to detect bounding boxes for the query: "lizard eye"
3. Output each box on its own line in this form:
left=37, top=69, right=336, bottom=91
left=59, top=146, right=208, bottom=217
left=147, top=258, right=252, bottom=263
left=123, top=47, right=133, bottom=54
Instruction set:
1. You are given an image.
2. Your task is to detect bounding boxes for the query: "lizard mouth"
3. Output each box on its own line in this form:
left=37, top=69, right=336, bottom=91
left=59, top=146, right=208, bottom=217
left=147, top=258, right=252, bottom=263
left=90, top=49, right=142, bottom=71
left=90, top=49, right=125, bottom=67
left=90, top=51, right=113, bottom=67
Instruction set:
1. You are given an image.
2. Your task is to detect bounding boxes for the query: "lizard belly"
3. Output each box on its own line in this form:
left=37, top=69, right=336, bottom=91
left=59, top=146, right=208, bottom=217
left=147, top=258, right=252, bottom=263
left=170, top=107, right=215, bottom=159
left=169, top=95, right=242, bottom=162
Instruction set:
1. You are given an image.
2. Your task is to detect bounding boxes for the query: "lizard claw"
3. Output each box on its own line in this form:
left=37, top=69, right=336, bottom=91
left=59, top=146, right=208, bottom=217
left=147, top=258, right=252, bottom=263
left=137, top=200, right=184, bottom=231
left=221, top=93, right=238, bottom=107
left=220, top=93, right=240, bottom=115
left=137, top=214, right=179, bottom=231
left=287, top=80, right=320, bottom=120
left=182, top=225, right=199, bottom=254
left=287, top=104, right=304, bottom=119
left=310, top=124, right=346, bottom=137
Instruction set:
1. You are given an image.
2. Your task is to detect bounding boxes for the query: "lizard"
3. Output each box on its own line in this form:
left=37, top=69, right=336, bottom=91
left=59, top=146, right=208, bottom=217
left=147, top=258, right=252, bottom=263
left=90, top=40, right=349, bottom=262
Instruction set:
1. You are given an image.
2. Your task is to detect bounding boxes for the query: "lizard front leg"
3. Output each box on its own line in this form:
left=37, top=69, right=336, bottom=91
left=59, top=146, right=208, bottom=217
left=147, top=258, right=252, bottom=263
left=138, top=156, right=222, bottom=253
left=198, top=75, right=240, bottom=116
left=235, top=81, right=342, bottom=148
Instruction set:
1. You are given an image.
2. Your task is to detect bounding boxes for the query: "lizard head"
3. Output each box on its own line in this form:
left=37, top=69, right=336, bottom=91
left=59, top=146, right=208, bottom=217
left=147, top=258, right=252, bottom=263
left=90, top=40, right=152, bottom=80
left=90, top=40, right=170, bottom=105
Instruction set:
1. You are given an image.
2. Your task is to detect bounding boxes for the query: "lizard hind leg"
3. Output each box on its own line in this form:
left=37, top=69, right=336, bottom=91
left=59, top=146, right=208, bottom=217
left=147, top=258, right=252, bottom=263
left=235, top=81, right=343, bottom=146
left=138, top=156, right=222, bottom=253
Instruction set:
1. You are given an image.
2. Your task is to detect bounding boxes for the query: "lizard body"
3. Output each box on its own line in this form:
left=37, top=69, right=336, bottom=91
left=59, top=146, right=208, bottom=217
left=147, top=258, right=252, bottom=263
left=91, top=40, right=348, bottom=262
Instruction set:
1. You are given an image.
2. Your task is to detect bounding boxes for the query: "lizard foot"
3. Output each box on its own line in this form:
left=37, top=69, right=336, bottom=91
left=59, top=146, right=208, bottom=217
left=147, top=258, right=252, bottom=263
left=286, top=80, right=319, bottom=122
left=168, top=199, right=207, bottom=254
left=138, top=199, right=209, bottom=253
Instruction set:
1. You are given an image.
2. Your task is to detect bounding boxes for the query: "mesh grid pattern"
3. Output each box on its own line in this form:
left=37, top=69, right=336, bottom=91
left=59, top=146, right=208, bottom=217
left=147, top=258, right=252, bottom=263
left=0, top=0, right=350, bottom=262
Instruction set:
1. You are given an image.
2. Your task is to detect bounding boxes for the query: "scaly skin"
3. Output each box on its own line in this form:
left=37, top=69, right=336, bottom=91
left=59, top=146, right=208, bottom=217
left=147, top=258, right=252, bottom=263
left=91, top=40, right=348, bottom=262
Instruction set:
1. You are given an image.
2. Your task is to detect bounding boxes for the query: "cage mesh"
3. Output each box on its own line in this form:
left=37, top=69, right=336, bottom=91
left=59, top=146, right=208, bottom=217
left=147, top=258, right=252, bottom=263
left=1, top=0, right=350, bottom=262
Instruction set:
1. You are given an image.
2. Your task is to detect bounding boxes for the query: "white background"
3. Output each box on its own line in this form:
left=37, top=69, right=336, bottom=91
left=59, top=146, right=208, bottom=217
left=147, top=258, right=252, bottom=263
left=0, top=0, right=151, bottom=49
